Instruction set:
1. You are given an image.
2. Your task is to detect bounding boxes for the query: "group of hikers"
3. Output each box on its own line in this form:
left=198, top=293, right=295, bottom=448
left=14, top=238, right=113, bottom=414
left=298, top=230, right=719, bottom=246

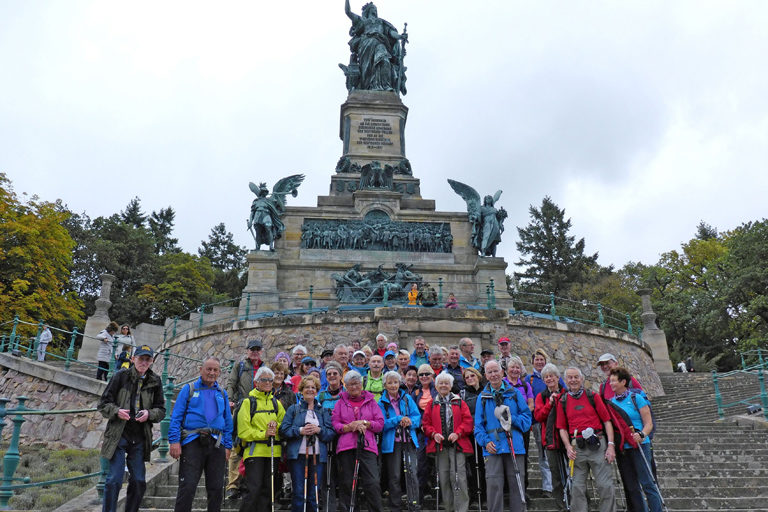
left=98, top=332, right=663, bottom=512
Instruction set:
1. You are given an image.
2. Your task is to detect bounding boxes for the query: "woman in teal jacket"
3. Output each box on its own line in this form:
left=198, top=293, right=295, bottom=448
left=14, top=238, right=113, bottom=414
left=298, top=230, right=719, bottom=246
left=379, top=371, right=421, bottom=512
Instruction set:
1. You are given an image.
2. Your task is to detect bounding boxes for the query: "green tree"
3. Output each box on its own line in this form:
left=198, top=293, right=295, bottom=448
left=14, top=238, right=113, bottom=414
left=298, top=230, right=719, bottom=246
left=137, top=253, right=216, bottom=321
left=148, top=207, right=180, bottom=255
left=198, top=223, right=247, bottom=298
left=515, top=196, right=598, bottom=294
left=0, top=174, right=84, bottom=334
left=120, top=197, right=146, bottom=228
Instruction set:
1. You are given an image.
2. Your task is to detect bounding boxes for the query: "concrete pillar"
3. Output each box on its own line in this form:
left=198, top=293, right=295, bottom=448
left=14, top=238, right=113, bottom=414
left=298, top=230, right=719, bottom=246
left=79, top=274, right=115, bottom=362
left=637, top=288, right=673, bottom=373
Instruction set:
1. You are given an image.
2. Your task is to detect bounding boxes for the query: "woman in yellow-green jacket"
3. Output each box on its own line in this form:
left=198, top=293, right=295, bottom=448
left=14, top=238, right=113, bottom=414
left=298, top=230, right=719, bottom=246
left=237, top=366, right=286, bottom=512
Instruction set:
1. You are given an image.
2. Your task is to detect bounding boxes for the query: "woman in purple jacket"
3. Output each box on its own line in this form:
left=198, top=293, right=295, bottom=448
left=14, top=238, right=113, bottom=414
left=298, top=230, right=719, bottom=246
left=331, top=370, right=385, bottom=512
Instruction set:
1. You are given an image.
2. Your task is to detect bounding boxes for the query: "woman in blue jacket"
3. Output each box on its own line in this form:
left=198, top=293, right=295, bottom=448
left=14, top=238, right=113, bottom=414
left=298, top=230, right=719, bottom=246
left=379, top=371, right=421, bottom=512
left=278, top=375, right=335, bottom=512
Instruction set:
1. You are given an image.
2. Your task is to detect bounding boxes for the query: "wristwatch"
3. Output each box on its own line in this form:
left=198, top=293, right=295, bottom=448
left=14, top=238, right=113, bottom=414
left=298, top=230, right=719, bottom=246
left=638, top=431, right=646, bottom=439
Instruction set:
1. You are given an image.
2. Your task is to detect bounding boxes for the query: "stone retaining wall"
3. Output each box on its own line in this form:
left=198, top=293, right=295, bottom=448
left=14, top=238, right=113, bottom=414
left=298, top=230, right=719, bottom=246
left=162, top=308, right=663, bottom=397
left=0, top=357, right=106, bottom=449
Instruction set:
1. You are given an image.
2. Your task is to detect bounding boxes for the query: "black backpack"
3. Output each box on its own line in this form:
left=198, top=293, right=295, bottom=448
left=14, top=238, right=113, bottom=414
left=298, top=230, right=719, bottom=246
left=232, top=394, right=278, bottom=455
left=560, top=390, right=633, bottom=451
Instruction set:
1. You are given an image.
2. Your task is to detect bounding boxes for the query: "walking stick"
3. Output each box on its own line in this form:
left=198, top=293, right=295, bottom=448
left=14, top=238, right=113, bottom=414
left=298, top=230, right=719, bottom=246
left=564, top=429, right=578, bottom=512
left=311, top=438, right=320, bottom=512
left=326, top=441, right=334, bottom=512
left=503, top=430, right=527, bottom=510
left=304, top=435, right=311, bottom=512
left=401, top=427, right=419, bottom=512
left=349, top=432, right=364, bottom=512
left=270, top=435, right=276, bottom=512
left=634, top=433, right=669, bottom=512
left=472, top=437, right=482, bottom=510
left=434, top=441, right=441, bottom=512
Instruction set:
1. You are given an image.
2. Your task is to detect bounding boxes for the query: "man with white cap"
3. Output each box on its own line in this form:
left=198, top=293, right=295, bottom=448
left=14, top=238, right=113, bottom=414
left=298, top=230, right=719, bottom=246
left=596, top=353, right=642, bottom=400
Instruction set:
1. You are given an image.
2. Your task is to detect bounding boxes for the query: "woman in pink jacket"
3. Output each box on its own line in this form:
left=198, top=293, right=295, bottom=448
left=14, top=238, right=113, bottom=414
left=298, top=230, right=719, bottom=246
left=331, top=370, right=385, bottom=512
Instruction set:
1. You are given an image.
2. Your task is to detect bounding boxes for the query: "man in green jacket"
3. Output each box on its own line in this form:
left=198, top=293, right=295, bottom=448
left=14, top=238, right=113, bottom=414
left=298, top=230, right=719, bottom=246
left=225, top=339, right=265, bottom=500
left=98, top=345, right=165, bottom=512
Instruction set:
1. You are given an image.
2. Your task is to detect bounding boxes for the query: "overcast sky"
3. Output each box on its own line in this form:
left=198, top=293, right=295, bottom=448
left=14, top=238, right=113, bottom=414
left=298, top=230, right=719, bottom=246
left=2, top=1, right=767, bottom=272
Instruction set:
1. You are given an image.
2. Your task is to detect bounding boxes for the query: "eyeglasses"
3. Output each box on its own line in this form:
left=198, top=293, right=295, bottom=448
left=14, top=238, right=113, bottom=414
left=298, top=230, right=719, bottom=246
left=326, top=371, right=340, bottom=377
left=257, top=378, right=272, bottom=383
left=418, top=373, right=433, bottom=377
left=249, top=347, right=262, bottom=351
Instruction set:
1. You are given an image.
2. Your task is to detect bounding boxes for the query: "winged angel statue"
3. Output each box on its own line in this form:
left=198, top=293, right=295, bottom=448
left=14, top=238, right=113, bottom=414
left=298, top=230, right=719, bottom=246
left=247, top=175, right=305, bottom=251
left=447, top=179, right=508, bottom=257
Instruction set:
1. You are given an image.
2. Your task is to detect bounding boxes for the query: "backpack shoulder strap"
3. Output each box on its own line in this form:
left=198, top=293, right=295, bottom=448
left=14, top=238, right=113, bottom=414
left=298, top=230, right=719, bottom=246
left=182, top=382, right=196, bottom=424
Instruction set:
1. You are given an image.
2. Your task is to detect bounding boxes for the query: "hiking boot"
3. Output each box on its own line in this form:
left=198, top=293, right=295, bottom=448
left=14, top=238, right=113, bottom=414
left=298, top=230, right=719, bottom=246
left=226, top=489, right=241, bottom=501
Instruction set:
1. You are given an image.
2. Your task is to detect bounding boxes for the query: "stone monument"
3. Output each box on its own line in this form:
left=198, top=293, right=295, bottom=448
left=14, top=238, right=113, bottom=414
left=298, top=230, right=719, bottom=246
left=239, top=1, right=511, bottom=314
left=78, top=273, right=115, bottom=362
left=637, top=289, right=673, bottom=373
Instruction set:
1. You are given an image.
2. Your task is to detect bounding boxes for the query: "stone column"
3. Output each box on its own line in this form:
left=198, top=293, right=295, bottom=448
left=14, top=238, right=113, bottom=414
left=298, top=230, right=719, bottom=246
left=239, top=251, right=281, bottom=316
left=637, top=288, right=673, bottom=374
left=473, top=256, right=513, bottom=310
left=78, top=274, right=116, bottom=362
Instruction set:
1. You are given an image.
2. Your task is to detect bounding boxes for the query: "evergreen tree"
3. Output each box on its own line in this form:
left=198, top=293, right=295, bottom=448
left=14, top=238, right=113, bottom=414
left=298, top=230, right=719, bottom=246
left=515, top=196, right=598, bottom=294
left=199, top=223, right=247, bottom=271
left=148, top=207, right=180, bottom=255
left=120, top=197, right=146, bottom=228
left=198, top=223, right=247, bottom=298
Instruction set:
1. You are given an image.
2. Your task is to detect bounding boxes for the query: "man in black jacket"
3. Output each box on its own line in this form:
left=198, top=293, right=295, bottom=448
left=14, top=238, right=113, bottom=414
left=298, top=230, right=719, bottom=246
left=98, top=345, right=165, bottom=512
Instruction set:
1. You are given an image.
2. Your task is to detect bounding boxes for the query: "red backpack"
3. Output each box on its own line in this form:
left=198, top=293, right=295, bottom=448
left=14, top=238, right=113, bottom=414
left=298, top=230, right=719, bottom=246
left=560, top=390, right=638, bottom=452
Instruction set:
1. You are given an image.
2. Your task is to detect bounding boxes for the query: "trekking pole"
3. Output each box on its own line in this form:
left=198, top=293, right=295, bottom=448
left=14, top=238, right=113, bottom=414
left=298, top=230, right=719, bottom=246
left=402, top=426, right=419, bottom=512
left=634, top=433, right=669, bottom=512
left=326, top=441, right=334, bottom=512
left=349, top=431, right=364, bottom=512
left=312, top=438, right=320, bottom=512
left=434, top=441, right=441, bottom=512
left=472, top=437, right=482, bottom=510
left=503, top=430, right=527, bottom=510
left=565, top=429, right=578, bottom=512
left=559, top=452, right=571, bottom=512
left=304, top=434, right=311, bottom=512
left=270, top=435, right=276, bottom=512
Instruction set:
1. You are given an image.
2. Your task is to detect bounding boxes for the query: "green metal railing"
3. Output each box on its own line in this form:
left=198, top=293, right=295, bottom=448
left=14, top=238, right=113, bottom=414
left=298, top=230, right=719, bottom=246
left=159, top=282, right=639, bottom=342
left=712, top=349, right=768, bottom=421
left=0, top=397, right=102, bottom=509
left=0, top=319, right=235, bottom=506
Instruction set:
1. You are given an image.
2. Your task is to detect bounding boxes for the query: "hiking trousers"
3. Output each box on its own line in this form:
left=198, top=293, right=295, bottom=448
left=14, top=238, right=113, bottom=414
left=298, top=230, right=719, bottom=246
left=571, top=438, right=615, bottom=512
left=484, top=452, right=526, bottom=512
left=174, top=437, right=226, bottom=512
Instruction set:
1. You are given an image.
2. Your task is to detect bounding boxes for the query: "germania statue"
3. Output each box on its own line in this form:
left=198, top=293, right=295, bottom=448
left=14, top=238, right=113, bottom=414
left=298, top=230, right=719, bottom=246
left=448, top=179, right=508, bottom=257
left=247, top=175, right=305, bottom=251
left=340, top=0, right=408, bottom=95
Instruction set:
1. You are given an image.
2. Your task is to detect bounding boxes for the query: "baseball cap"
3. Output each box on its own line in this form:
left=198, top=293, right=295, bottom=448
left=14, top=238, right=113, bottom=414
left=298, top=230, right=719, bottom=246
left=384, top=350, right=396, bottom=359
left=498, top=337, right=510, bottom=345
left=480, top=349, right=494, bottom=356
left=134, top=345, right=155, bottom=357
left=247, top=339, right=263, bottom=350
left=301, top=356, right=317, bottom=366
left=321, top=349, right=334, bottom=358
left=352, top=350, right=366, bottom=358
left=597, top=353, right=617, bottom=364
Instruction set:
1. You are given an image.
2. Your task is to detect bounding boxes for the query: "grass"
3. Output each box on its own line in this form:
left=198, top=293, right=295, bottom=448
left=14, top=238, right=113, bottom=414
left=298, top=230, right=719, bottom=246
left=0, top=444, right=101, bottom=511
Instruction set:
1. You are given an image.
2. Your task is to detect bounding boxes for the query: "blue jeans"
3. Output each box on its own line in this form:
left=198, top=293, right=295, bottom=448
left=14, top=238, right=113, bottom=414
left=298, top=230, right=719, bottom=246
left=629, top=443, right=663, bottom=512
left=103, top=437, right=146, bottom=512
left=289, top=455, right=324, bottom=512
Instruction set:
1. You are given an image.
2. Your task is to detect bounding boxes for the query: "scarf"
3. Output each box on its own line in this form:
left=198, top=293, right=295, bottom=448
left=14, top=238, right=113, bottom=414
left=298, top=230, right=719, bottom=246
left=568, top=388, right=584, bottom=399
left=435, top=392, right=455, bottom=437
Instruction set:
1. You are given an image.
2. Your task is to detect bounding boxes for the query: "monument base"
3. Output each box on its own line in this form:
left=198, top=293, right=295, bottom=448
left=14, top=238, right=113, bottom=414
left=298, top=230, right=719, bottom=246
left=239, top=251, right=281, bottom=314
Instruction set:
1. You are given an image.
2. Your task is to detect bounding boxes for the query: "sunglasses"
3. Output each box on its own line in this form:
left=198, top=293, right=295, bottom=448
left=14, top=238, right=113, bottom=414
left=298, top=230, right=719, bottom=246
left=257, top=378, right=272, bottom=383
left=418, top=373, right=433, bottom=377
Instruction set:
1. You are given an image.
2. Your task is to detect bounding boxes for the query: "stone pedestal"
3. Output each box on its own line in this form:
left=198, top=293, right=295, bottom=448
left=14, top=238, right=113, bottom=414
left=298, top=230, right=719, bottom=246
left=339, top=90, right=408, bottom=167
left=79, top=274, right=115, bottom=362
left=473, top=257, right=513, bottom=310
left=239, top=251, right=281, bottom=314
left=637, top=289, right=673, bottom=373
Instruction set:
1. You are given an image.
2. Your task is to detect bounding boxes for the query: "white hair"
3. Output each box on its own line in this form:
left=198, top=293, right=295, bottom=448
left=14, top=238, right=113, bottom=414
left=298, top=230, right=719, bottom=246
left=565, top=366, right=583, bottom=379
left=292, top=345, right=308, bottom=355
left=376, top=333, right=387, bottom=342
left=435, top=372, right=454, bottom=387
left=383, top=371, right=402, bottom=384
left=507, top=356, right=526, bottom=374
left=541, top=363, right=561, bottom=378
left=254, top=367, right=275, bottom=382
left=344, top=370, right=363, bottom=385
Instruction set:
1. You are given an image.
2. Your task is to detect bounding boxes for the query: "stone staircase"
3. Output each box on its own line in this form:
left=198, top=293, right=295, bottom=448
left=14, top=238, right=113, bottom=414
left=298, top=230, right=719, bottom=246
left=134, top=373, right=768, bottom=511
